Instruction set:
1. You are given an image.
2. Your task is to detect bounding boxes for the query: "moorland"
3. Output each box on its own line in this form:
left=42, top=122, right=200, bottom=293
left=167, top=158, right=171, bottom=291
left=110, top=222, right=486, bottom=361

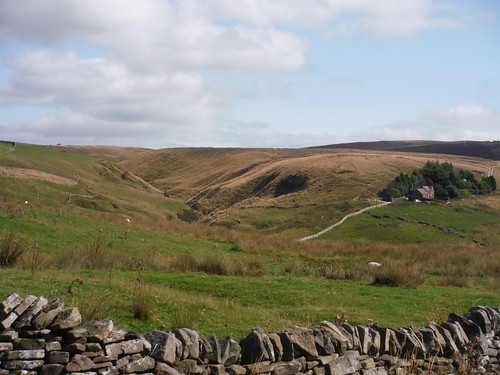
left=0, top=141, right=498, bottom=339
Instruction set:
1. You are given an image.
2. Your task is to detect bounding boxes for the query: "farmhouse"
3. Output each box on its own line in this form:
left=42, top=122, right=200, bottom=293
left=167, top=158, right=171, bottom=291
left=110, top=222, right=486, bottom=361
left=409, top=185, right=434, bottom=201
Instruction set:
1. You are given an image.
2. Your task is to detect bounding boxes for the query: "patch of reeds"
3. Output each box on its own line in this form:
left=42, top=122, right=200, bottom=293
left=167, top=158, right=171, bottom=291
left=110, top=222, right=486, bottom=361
left=370, top=260, right=425, bottom=288
left=130, top=282, right=156, bottom=321
left=170, top=306, right=198, bottom=330
left=0, top=231, right=31, bottom=268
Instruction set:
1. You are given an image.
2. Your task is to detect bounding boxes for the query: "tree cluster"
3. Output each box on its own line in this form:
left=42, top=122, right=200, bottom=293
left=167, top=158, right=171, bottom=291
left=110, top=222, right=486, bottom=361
left=380, top=161, right=496, bottom=201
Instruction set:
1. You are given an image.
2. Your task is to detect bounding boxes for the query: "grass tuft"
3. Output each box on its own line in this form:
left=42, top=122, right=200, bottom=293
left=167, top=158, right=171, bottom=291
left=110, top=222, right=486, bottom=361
left=130, top=282, right=156, bottom=321
left=370, top=261, right=425, bottom=288
left=0, top=231, right=31, bottom=268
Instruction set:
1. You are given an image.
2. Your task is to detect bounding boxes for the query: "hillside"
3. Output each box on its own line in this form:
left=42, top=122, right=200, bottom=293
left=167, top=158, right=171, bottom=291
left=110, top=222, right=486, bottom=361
left=122, top=147, right=496, bottom=235
left=0, top=143, right=498, bottom=338
left=0, top=144, right=188, bottom=227
left=310, top=140, right=500, bottom=160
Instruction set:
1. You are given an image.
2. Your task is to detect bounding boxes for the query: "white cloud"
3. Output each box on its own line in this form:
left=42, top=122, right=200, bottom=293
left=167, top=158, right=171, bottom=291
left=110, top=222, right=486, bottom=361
left=360, top=106, right=500, bottom=142
left=0, top=50, right=224, bottom=124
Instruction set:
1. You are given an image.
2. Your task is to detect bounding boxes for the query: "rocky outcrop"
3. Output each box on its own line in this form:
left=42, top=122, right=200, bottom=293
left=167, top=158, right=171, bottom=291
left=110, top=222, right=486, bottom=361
left=0, top=292, right=499, bottom=374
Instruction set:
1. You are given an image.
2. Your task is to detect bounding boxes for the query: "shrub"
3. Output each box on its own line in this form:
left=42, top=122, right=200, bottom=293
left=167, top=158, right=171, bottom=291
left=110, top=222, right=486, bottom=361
left=130, top=282, right=156, bottom=321
left=197, top=251, right=232, bottom=275
left=0, top=231, right=31, bottom=268
left=371, top=261, right=425, bottom=287
left=170, top=306, right=198, bottom=330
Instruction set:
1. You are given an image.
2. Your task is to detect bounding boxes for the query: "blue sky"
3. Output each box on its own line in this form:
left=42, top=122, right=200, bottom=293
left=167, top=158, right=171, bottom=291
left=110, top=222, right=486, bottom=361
left=0, top=0, right=499, bottom=148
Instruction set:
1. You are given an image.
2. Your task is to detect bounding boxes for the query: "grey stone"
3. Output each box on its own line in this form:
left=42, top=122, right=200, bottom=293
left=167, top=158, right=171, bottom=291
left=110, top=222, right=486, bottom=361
left=175, top=359, right=205, bottom=374
left=355, top=326, right=371, bottom=355
left=32, top=298, right=64, bottom=330
left=448, top=313, right=484, bottom=341
left=341, top=324, right=361, bottom=351
left=178, top=328, right=201, bottom=359
left=464, top=307, right=493, bottom=335
left=105, top=342, right=123, bottom=356
left=0, top=330, right=18, bottom=341
left=429, top=323, right=459, bottom=358
left=13, top=296, right=37, bottom=317
left=51, top=307, right=82, bottom=331
left=92, top=360, right=113, bottom=370
left=121, top=338, right=145, bottom=355
left=269, top=332, right=284, bottom=361
left=46, top=351, right=70, bottom=363
left=1, top=349, right=45, bottom=360
left=313, top=366, right=326, bottom=375
left=92, top=354, right=118, bottom=363
left=156, top=362, right=183, bottom=375
left=320, top=321, right=351, bottom=354
left=145, top=330, right=180, bottom=365
left=124, top=355, right=155, bottom=373
left=226, top=364, right=247, bottom=375
left=13, top=296, right=48, bottom=329
left=102, top=328, right=127, bottom=344
left=361, top=368, right=387, bottom=375
left=65, top=354, right=95, bottom=372
left=277, top=331, right=295, bottom=361
left=411, top=327, right=438, bottom=357
left=45, top=341, right=62, bottom=351
left=240, top=327, right=275, bottom=364
left=285, top=326, right=319, bottom=360
left=220, top=336, right=240, bottom=365
left=312, top=327, right=337, bottom=356
left=398, top=327, right=426, bottom=358
left=440, top=322, right=468, bottom=353
left=86, top=342, right=103, bottom=352
left=1, top=311, right=18, bottom=329
left=98, top=366, right=119, bottom=375
left=0, top=293, right=23, bottom=317
left=2, top=360, right=44, bottom=370
left=0, top=341, right=13, bottom=351
left=361, top=358, right=375, bottom=369
left=368, top=328, right=380, bottom=357
left=318, top=354, right=339, bottom=365
left=172, top=328, right=194, bottom=360
left=244, top=360, right=277, bottom=374
left=13, top=338, right=45, bottom=350
left=207, top=363, right=225, bottom=375
left=40, top=363, right=65, bottom=375
left=273, top=360, right=303, bottom=375
left=325, top=350, right=361, bottom=375
left=207, top=334, right=222, bottom=364
left=81, top=320, right=114, bottom=341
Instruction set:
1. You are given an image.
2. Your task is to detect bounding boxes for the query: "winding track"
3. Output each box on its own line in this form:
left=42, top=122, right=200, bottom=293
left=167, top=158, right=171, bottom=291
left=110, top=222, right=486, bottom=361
left=297, top=200, right=392, bottom=242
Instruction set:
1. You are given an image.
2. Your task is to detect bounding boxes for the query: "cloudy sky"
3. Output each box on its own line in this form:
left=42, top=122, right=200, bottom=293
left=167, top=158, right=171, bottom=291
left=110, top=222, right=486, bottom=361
left=0, top=0, right=499, bottom=148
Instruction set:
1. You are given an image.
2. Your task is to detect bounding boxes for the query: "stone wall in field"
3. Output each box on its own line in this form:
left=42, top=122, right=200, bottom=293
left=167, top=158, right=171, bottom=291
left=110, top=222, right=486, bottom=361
left=0, top=293, right=499, bottom=375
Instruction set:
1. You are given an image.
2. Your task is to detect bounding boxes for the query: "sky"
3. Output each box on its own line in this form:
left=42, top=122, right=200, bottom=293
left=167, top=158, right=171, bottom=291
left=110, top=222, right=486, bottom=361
left=0, top=0, right=499, bottom=149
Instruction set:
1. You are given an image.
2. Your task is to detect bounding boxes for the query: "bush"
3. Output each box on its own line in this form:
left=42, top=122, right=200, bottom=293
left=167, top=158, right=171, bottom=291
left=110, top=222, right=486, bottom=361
left=371, top=261, right=425, bottom=287
left=130, top=282, right=156, bottom=321
left=0, top=231, right=31, bottom=268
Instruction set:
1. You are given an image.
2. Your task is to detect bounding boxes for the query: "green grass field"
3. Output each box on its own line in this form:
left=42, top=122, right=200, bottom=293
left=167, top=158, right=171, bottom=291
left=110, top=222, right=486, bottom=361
left=0, top=144, right=498, bottom=340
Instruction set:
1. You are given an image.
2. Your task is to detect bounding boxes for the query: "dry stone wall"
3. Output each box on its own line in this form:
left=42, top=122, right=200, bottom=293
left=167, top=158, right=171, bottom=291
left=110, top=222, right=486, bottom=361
left=0, top=293, right=499, bottom=375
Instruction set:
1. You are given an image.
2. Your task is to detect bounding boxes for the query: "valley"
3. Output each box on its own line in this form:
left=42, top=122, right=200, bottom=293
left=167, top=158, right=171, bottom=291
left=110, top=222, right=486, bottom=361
left=0, top=142, right=498, bottom=339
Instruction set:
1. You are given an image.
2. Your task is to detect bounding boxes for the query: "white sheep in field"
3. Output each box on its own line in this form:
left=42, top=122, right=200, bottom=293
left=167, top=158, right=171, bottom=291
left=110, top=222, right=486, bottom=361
left=368, top=261, right=382, bottom=268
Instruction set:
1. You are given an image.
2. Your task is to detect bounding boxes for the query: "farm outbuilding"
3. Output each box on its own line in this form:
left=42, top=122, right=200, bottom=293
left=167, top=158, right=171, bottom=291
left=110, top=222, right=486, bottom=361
left=409, top=185, right=434, bottom=201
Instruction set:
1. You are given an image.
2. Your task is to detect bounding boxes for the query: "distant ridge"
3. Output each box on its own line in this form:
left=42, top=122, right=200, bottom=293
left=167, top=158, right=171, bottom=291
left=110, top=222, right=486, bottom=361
left=309, top=140, right=500, bottom=160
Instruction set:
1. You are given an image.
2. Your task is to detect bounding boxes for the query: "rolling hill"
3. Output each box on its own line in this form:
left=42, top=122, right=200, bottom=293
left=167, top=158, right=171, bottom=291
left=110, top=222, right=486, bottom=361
left=122, top=147, right=496, bottom=231
left=0, top=142, right=498, bottom=338
left=309, top=140, right=500, bottom=160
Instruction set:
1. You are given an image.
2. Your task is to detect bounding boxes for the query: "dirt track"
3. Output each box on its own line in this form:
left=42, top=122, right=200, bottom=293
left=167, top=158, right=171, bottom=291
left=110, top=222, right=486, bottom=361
left=0, top=166, right=78, bottom=186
